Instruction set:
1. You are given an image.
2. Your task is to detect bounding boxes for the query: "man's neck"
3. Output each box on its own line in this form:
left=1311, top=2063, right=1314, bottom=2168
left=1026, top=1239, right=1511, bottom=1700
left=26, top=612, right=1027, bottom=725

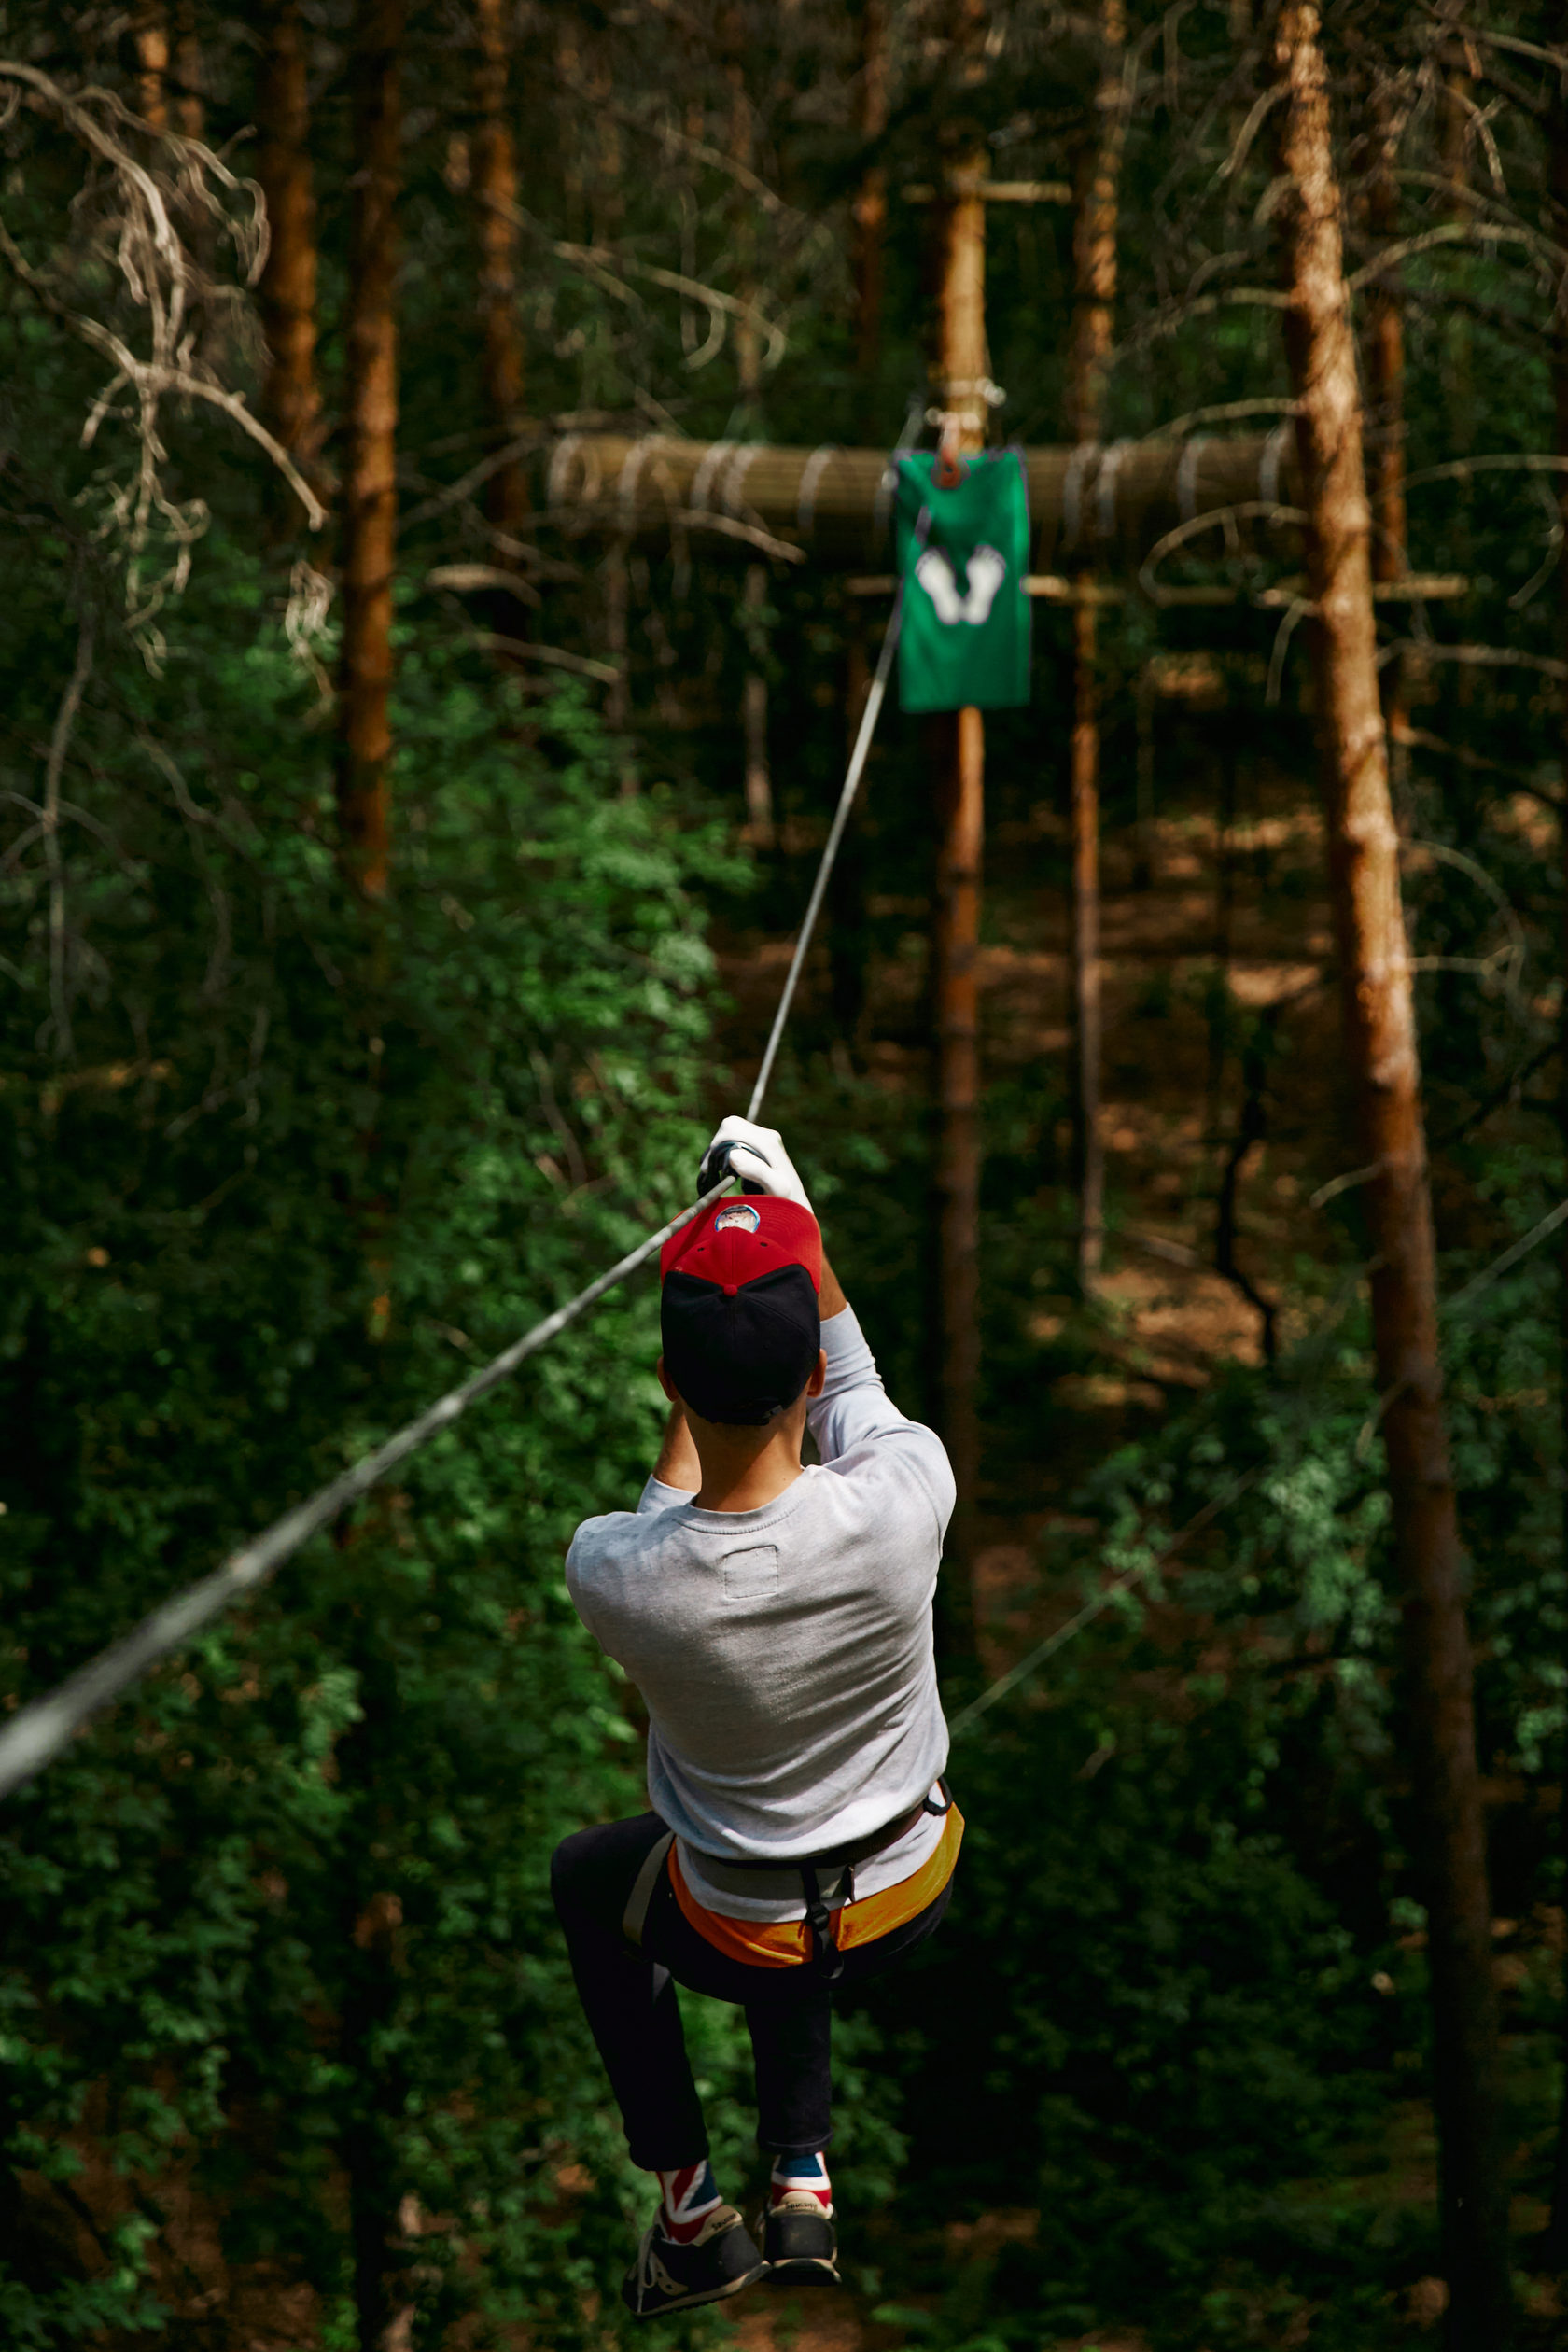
left=693, top=1417, right=808, bottom=1513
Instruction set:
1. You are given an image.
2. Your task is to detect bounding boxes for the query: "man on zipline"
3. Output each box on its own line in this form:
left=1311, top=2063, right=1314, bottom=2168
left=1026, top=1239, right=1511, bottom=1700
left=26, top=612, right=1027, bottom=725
left=553, top=1115, right=962, bottom=2318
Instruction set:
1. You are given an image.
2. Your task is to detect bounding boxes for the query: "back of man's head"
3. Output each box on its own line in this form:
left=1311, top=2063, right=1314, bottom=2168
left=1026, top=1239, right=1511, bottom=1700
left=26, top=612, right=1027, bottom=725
left=659, top=1197, right=822, bottom=1425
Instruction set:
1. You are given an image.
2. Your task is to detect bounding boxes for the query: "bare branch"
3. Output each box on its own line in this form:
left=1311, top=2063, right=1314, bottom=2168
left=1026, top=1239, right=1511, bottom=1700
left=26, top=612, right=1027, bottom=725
left=1217, top=84, right=1286, bottom=184
left=0, top=62, right=323, bottom=663
left=1406, top=454, right=1568, bottom=491
left=1137, top=499, right=1308, bottom=604
left=467, top=630, right=622, bottom=684
left=40, top=619, right=94, bottom=1062
left=1379, top=639, right=1568, bottom=684
left=1139, top=398, right=1301, bottom=441
left=1345, top=219, right=1561, bottom=296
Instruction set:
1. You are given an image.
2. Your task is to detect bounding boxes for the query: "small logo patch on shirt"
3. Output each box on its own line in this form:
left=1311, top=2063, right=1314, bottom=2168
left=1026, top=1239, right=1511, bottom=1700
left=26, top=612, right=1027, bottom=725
left=722, top=1543, right=778, bottom=1603
left=714, top=1202, right=761, bottom=1233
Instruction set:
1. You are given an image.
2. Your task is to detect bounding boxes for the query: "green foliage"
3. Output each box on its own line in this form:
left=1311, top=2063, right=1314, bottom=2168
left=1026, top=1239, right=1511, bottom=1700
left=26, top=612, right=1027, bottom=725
left=0, top=547, right=745, bottom=2340
left=4, top=3, right=1568, bottom=2346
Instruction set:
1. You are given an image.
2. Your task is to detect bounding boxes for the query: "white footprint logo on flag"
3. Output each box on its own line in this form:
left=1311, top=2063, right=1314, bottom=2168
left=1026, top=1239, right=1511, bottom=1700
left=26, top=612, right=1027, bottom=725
left=915, top=542, right=1009, bottom=627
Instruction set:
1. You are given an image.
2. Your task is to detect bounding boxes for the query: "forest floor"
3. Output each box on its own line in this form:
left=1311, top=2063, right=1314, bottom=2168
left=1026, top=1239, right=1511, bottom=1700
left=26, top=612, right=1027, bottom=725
left=707, top=707, right=1565, bottom=2351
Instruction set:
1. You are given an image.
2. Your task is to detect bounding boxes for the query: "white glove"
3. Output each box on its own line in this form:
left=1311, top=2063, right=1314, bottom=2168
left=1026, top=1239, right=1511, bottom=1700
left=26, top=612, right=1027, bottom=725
left=696, top=1115, right=813, bottom=1211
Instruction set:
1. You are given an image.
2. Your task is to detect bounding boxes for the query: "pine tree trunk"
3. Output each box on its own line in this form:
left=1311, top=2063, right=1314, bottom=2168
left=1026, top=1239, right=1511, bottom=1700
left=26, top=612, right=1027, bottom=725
left=473, top=0, right=526, bottom=548
left=1546, top=91, right=1568, bottom=2270
left=133, top=5, right=169, bottom=131
left=1067, top=0, right=1124, bottom=1293
left=933, top=698, right=983, bottom=1624
left=1274, top=12, right=1511, bottom=2343
left=931, top=149, right=987, bottom=1645
left=836, top=0, right=890, bottom=1038
left=727, top=21, right=772, bottom=842
left=742, top=567, right=774, bottom=846
left=1365, top=81, right=1407, bottom=801
left=337, top=0, right=403, bottom=901
left=171, top=0, right=203, bottom=140
left=256, top=0, right=324, bottom=478
left=852, top=0, right=889, bottom=434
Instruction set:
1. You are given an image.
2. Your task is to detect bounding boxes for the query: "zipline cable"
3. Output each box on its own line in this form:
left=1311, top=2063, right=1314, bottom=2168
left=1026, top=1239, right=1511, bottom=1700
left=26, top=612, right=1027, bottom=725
left=0, top=533, right=926, bottom=1806
left=944, top=1195, right=1568, bottom=1738
left=745, top=518, right=917, bottom=1117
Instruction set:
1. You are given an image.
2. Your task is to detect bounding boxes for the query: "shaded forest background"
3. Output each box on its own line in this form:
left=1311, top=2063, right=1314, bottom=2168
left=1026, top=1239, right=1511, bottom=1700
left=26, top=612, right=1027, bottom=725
left=5, top=2, right=1568, bottom=2347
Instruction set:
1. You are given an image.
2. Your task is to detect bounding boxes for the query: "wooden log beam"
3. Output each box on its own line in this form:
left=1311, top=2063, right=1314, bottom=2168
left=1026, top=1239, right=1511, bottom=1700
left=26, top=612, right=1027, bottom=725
left=541, top=431, right=1300, bottom=573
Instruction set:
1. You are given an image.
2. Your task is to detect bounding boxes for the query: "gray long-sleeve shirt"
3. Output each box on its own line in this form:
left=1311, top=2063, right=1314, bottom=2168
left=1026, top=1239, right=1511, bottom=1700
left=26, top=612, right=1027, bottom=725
left=565, top=1305, right=956, bottom=1918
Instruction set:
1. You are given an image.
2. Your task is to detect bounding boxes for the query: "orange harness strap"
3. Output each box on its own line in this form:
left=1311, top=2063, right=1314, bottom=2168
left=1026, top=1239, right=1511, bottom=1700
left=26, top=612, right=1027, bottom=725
left=668, top=1804, right=964, bottom=1971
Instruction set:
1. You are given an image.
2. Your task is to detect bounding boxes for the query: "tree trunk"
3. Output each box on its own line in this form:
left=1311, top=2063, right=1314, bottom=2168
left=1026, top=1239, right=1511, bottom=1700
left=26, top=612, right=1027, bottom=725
left=830, top=631, right=873, bottom=1055
left=1067, top=0, right=1125, bottom=1293
left=343, top=1891, right=406, bottom=2351
left=933, top=701, right=983, bottom=1628
left=741, top=567, right=774, bottom=846
left=726, top=20, right=773, bottom=844
left=836, top=0, right=891, bottom=1037
left=1273, top=12, right=1511, bottom=2345
left=171, top=0, right=203, bottom=140
left=473, top=0, right=526, bottom=549
left=1364, top=79, right=1407, bottom=803
left=852, top=0, right=889, bottom=435
left=256, top=0, right=324, bottom=480
left=930, top=148, right=987, bottom=1645
left=132, top=5, right=169, bottom=131
left=1546, top=92, right=1568, bottom=2271
left=337, top=0, right=403, bottom=901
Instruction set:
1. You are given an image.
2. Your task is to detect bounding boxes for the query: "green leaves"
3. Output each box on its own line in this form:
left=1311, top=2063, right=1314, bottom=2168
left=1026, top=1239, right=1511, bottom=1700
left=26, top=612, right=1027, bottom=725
left=0, top=557, right=728, bottom=2340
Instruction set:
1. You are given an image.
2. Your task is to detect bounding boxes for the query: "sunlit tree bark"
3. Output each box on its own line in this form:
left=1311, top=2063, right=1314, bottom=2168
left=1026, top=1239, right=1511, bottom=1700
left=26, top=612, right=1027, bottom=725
left=171, top=0, right=203, bottom=140
left=930, top=139, right=986, bottom=1649
left=1066, top=0, right=1125, bottom=1293
left=256, top=0, right=324, bottom=480
left=852, top=0, right=889, bottom=435
left=1363, top=77, right=1407, bottom=799
left=473, top=0, right=525, bottom=548
left=1274, top=10, right=1510, bottom=2342
left=132, top=3, right=169, bottom=131
left=1547, top=87, right=1568, bottom=2271
left=336, top=0, right=403, bottom=901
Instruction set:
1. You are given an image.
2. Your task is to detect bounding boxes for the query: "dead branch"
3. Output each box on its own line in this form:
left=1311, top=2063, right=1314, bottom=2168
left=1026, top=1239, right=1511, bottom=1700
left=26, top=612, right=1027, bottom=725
left=1379, top=639, right=1568, bottom=684
left=1406, top=453, right=1568, bottom=491
left=466, top=630, right=621, bottom=685
left=1345, top=218, right=1562, bottom=296
left=1139, top=398, right=1301, bottom=441
left=1392, top=720, right=1563, bottom=808
left=1138, top=499, right=1308, bottom=603
left=553, top=70, right=794, bottom=219
left=40, top=619, right=93, bottom=1062
left=0, top=61, right=324, bottom=665
left=495, top=193, right=790, bottom=377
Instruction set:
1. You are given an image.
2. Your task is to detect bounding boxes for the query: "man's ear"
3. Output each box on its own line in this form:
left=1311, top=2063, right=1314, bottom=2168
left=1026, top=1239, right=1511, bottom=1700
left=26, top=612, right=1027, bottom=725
left=806, top=1348, right=827, bottom=1399
left=656, top=1355, right=680, bottom=1405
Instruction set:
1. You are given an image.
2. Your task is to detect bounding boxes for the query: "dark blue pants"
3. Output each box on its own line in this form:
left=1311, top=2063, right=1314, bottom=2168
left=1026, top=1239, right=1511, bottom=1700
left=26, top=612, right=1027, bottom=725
left=550, top=1811, right=952, bottom=2169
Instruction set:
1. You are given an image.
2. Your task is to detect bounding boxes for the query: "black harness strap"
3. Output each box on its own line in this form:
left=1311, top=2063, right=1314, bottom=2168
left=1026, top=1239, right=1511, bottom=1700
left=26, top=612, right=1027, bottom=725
left=711, top=1778, right=954, bottom=1880
left=799, top=1863, right=845, bottom=1981
left=699, top=1780, right=956, bottom=1981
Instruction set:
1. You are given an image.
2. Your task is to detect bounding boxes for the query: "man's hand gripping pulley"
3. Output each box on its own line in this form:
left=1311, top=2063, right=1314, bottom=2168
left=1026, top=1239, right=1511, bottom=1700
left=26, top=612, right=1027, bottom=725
left=695, top=1116, right=814, bottom=1211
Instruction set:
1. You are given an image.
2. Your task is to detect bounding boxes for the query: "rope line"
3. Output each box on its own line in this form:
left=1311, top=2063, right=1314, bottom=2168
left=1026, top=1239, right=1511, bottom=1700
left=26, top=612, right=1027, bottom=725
left=947, top=1472, right=1259, bottom=1741
left=0, top=544, right=923, bottom=1806
left=747, top=529, right=921, bottom=1116
left=945, top=1193, right=1568, bottom=1738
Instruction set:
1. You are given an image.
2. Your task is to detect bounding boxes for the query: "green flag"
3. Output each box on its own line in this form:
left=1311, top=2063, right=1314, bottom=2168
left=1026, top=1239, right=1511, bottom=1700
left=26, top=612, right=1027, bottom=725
left=893, top=449, right=1031, bottom=713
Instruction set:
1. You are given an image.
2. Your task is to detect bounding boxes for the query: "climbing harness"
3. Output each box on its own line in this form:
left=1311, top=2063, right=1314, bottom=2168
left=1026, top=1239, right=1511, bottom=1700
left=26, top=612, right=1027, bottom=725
left=643, top=1781, right=957, bottom=1981
left=0, top=514, right=931, bottom=1806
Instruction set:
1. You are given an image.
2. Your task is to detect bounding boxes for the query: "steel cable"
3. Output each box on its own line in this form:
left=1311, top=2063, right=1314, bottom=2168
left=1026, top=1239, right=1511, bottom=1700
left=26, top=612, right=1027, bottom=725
left=0, top=542, right=923, bottom=1804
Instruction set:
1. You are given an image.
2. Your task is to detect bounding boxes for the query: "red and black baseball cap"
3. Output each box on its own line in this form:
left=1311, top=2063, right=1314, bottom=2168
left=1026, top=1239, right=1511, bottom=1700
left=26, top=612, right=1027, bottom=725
left=660, top=1197, right=822, bottom=1426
